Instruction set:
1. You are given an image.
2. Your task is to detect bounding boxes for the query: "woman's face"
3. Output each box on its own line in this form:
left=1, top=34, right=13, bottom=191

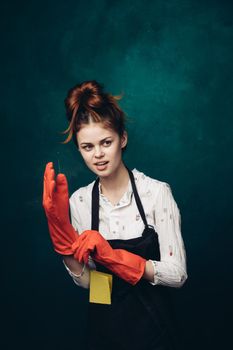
left=76, top=121, right=127, bottom=178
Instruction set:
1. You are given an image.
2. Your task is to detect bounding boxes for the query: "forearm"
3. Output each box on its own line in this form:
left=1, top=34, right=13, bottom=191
left=149, top=260, right=187, bottom=288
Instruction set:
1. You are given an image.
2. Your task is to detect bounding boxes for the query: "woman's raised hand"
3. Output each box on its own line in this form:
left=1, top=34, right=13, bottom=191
left=43, top=162, right=79, bottom=255
left=43, top=162, right=70, bottom=225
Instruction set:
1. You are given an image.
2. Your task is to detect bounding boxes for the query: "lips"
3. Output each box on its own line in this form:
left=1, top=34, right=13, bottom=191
left=94, top=161, right=108, bottom=166
left=94, top=161, right=109, bottom=171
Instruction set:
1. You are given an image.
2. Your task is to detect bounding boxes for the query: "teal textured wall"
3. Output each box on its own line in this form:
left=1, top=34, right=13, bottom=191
left=2, top=1, right=233, bottom=349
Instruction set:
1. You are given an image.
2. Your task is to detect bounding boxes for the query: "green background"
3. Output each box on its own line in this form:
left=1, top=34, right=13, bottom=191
left=2, top=0, right=233, bottom=349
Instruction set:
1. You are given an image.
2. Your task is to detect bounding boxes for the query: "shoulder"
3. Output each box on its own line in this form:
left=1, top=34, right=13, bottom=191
left=132, top=168, right=170, bottom=195
left=133, top=169, right=177, bottom=210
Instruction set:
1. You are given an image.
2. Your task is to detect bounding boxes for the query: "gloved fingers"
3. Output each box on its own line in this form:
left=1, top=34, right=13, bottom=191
left=75, top=248, right=91, bottom=264
left=43, top=163, right=54, bottom=208
left=74, top=236, right=95, bottom=263
left=44, top=162, right=53, bottom=177
left=71, top=232, right=86, bottom=250
left=48, top=178, right=56, bottom=202
left=44, top=162, right=55, bottom=183
left=43, top=180, right=54, bottom=209
left=43, top=163, right=52, bottom=201
left=56, top=173, right=69, bottom=198
left=48, top=167, right=56, bottom=200
left=43, top=162, right=68, bottom=201
left=71, top=233, right=86, bottom=261
left=42, top=174, right=48, bottom=207
left=43, top=162, right=56, bottom=201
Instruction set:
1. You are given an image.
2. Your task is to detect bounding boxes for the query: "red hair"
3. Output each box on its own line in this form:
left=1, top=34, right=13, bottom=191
left=61, top=80, right=126, bottom=148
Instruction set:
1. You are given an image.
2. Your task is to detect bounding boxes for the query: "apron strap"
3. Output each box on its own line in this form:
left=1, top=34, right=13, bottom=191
left=91, top=177, right=100, bottom=231
left=91, top=167, right=149, bottom=231
left=126, top=167, right=148, bottom=228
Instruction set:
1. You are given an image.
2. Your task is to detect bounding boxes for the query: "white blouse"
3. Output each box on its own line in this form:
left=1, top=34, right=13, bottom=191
left=64, top=168, right=188, bottom=289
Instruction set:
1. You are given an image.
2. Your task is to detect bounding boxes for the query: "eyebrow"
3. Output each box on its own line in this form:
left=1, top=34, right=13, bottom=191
left=80, top=137, right=112, bottom=146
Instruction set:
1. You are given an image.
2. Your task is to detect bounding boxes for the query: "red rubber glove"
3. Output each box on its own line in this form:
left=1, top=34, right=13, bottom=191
left=42, top=162, right=98, bottom=255
left=43, top=162, right=146, bottom=285
left=73, top=230, right=147, bottom=286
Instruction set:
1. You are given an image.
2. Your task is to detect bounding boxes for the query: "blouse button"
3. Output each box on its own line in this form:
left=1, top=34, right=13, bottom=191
left=136, top=214, right=140, bottom=221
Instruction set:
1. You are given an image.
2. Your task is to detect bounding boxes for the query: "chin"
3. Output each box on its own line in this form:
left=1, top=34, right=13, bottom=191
left=96, top=169, right=112, bottom=178
left=94, top=167, right=115, bottom=179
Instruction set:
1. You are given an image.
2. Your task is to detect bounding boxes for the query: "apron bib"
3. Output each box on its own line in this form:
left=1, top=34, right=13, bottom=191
left=87, top=168, right=176, bottom=350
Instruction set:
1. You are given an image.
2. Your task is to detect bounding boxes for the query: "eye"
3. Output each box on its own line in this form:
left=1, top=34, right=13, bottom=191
left=82, top=145, right=93, bottom=151
left=103, top=140, right=112, bottom=147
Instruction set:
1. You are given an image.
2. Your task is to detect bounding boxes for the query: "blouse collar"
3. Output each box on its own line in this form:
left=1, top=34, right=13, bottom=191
left=98, top=169, right=139, bottom=208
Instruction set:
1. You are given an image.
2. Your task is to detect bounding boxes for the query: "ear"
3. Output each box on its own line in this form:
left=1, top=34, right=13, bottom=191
left=120, top=131, right=128, bottom=149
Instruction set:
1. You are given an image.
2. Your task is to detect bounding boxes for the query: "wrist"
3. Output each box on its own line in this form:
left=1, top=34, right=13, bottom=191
left=64, top=261, right=86, bottom=278
left=142, top=260, right=154, bottom=282
left=63, top=255, right=85, bottom=276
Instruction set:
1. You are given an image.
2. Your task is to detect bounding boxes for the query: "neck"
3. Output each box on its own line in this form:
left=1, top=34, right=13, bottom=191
left=99, top=162, right=129, bottom=194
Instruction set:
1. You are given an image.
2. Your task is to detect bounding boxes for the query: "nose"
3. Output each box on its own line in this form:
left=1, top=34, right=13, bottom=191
left=94, top=146, right=104, bottom=158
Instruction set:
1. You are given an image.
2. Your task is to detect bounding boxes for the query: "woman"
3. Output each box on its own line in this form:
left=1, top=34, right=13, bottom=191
left=43, top=80, right=187, bottom=350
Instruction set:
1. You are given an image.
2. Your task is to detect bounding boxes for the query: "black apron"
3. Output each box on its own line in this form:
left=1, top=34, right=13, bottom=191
left=87, top=168, right=176, bottom=350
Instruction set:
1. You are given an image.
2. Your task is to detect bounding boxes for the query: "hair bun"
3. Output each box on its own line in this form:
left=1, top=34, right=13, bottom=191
left=78, top=80, right=105, bottom=109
